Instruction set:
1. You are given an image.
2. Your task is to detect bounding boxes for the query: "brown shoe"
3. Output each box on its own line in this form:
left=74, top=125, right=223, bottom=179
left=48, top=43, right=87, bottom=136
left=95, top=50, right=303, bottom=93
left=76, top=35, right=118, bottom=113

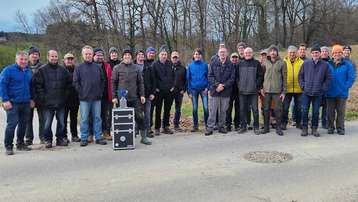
left=102, top=132, right=113, bottom=141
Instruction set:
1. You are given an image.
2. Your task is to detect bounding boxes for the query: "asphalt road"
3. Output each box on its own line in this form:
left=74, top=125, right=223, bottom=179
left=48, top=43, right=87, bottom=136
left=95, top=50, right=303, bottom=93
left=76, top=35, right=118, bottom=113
left=1, top=112, right=358, bottom=202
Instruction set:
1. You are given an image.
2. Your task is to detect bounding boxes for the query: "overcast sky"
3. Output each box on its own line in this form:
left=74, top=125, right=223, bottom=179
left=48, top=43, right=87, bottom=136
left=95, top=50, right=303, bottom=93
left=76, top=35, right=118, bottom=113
left=0, top=0, right=50, bottom=32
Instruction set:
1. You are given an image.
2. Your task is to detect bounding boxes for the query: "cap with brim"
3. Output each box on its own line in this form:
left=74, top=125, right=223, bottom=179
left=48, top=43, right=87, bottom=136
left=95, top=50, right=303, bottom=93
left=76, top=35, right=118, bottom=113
left=64, top=53, right=74, bottom=59
left=231, top=52, right=239, bottom=58
left=171, top=52, right=179, bottom=58
left=260, top=49, right=268, bottom=55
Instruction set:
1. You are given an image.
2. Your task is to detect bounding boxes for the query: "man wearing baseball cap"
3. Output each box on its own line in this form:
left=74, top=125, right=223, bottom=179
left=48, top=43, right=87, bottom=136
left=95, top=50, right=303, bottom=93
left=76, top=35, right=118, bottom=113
left=63, top=53, right=80, bottom=143
left=325, top=45, right=355, bottom=135
left=226, top=52, right=240, bottom=132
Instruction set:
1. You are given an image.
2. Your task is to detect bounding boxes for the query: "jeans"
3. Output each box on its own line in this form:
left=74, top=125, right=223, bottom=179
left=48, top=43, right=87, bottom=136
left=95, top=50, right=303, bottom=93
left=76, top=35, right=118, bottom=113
left=4, top=103, right=31, bottom=149
left=191, top=89, right=209, bottom=128
left=80, top=101, right=102, bottom=141
left=43, top=107, right=66, bottom=142
left=226, top=94, right=240, bottom=129
left=282, top=93, right=302, bottom=125
left=25, top=107, right=46, bottom=143
left=144, top=99, right=152, bottom=130
left=326, top=97, right=347, bottom=132
left=173, top=93, right=184, bottom=127
left=207, top=96, right=230, bottom=130
left=301, top=94, right=322, bottom=129
left=155, top=91, right=174, bottom=129
left=64, top=104, right=79, bottom=138
left=239, top=94, right=259, bottom=129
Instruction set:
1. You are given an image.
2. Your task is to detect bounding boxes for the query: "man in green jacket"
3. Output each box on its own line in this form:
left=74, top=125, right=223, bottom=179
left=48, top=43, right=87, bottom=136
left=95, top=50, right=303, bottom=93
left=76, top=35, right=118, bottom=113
left=260, top=45, right=287, bottom=136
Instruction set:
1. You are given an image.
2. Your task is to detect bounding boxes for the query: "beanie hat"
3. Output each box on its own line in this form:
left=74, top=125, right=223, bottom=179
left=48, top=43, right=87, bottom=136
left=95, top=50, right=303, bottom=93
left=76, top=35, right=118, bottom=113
left=109, top=47, right=118, bottom=54
left=93, top=48, right=104, bottom=56
left=146, top=47, right=156, bottom=53
left=237, top=42, right=247, bottom=49
left=136, top=49, right=145, bottom=55
left=122, top=47, right=132, bottom=56
left=320, top=46, right=329, bottom=52
left=28, top=46, right=40, bottom=56
left=332, top=45, right=343, bottom=54
left=159, top=45, right=168, bottom=53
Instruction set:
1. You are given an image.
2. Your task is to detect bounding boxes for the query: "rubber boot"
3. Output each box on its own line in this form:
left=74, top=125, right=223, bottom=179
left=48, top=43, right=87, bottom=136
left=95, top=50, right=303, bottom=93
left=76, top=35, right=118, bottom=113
left=140, top=130, right=152, bottom=145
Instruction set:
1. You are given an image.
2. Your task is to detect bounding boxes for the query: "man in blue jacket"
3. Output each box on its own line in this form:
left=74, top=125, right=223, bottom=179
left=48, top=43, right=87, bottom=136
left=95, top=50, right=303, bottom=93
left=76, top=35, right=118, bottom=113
left=326, top=45, right=356, bottom=135
left=205, top=47, right=235, bottom=136
left=187, top=48, right=209, bottom=132
left=0, top=51, right=35, bottom=155
left=298, top=45, right=332, bottom=137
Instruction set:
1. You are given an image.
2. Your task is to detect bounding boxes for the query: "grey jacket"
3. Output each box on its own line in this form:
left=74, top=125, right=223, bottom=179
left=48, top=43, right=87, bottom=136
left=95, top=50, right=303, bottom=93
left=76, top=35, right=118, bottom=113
left=112, top=62, right=144, bottom=102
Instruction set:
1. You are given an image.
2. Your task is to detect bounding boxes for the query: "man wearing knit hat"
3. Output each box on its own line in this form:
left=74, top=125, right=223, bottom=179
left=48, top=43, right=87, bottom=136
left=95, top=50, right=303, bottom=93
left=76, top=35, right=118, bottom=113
left=325, top=45, right=355, bottom=135
left=298, top=45, right=332, bottom=137
left=260, top=45, right=287, bottom=136
left=25, top=46, right=46, bottom=145
left=112, top=48, right=152, bottom=145
left=152, top=45, right=175, bottom=135
left=144, top=47, right=157, bottom=137
left=92, top=48, right=113, bottom=141
left=108, top=47, right=121, bottom=70
left=282, top=45, right=304, bottom=130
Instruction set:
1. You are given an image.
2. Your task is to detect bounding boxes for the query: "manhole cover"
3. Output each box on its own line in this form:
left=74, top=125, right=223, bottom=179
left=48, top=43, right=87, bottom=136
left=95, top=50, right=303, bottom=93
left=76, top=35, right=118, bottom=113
left=244, top=151, right=293, bottom=163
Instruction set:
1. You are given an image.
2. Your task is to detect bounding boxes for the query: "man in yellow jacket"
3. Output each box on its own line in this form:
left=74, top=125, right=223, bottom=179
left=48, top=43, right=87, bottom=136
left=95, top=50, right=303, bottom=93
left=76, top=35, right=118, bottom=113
left=282, top=45, right=304, bottom=130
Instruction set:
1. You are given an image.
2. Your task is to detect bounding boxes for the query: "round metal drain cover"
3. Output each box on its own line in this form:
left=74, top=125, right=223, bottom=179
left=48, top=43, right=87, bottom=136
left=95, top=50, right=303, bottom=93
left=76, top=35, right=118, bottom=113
left=244, top=151, right=293, bottom=163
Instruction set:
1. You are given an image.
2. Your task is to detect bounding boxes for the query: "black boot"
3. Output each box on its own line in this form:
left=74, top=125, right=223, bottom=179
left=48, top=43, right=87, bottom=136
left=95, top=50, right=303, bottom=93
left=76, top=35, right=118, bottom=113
left=312, top=128, right=320, bottom=137
left=301, top=127, right=308, bottom=136
left=260, top=111, right=270, bottom=134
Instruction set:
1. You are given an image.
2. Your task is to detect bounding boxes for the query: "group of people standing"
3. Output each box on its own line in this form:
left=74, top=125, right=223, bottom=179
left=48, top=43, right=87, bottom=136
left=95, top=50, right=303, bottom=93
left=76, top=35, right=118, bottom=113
left=0, top=42, right=356, bottom=156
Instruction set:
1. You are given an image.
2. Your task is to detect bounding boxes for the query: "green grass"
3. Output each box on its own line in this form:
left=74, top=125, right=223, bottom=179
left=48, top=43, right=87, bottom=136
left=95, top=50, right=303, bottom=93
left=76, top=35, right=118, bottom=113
left=345, top=111, right=358, bottom=121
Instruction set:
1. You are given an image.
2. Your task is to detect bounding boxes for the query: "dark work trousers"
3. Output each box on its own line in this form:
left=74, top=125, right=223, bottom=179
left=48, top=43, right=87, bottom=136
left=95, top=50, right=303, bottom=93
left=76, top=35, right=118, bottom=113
left=263, top=93, right=283, bottom=128
left=226, top=94, right=240, bottom=129
left=43, top=107, right=66, bottom=142
left=173, top=92, right=184, bottom=127
left=25, top=107, right=47, bottom=143
left=282, top=93, right=302, bottom=126
left=150, top=96, right=157, bottom=129
left=155, top=91, right=174, bottom=129
left=64, top=103, right=79, bottom=139
left=326, top=97, right=347, bottom=132
left=239, top=94, right=259, bottom=129
left=128, top=100, right=145, bottom=130
left=101, top=100, right=112, bottom=133
left=320, top=97, right=328, bottom=128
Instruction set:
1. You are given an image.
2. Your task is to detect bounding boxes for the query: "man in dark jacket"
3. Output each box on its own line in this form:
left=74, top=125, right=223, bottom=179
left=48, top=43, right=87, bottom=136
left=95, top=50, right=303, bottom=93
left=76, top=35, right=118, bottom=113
left=1, top=51, right=34, bottom=155
left=137, top=49, right=156, bottom=138
left=63, top=53, right=80, bottom=143
left=93, top=48, right=113, bottom=141
left=152, top=46, right=175, bottom=135
left=320, top=46, right=331, bottom=129
left=73, top=45, right=107, bottom=147
left=171, top=51, right=187, bottom=132
left=145, top=47, right=157, bottom=136
left=226, top=52, right=240, bottom=132
left=112, top=48, right=151, bottom=145
left=108, top=47, right=121, bottom=70
left=34, top=50, right=72, bottom=148
left=205, top=47, right=235, bottom=136
left=298, top=45, right=332, bottom=137
left=237, top=47, right=264, bottom=135
left=25, top=46, right=45, bottom=145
